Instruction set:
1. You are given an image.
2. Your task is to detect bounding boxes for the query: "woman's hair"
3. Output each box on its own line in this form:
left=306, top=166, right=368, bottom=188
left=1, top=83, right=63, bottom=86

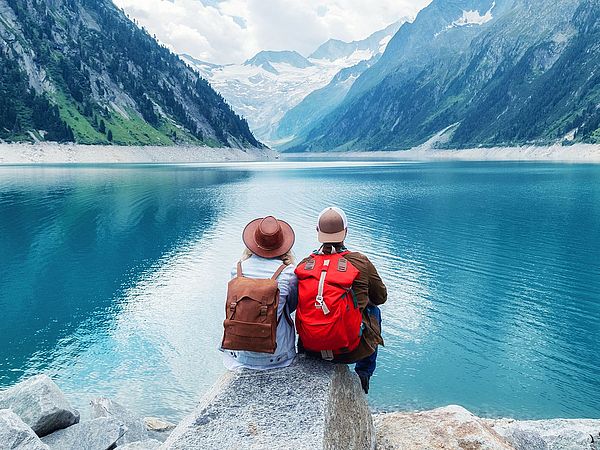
left=241, top=247, right=295, bottom=266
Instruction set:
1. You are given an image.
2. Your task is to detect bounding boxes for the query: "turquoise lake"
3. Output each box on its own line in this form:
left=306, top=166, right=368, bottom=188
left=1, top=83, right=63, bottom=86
left=0, top=161, right=599, bottom=421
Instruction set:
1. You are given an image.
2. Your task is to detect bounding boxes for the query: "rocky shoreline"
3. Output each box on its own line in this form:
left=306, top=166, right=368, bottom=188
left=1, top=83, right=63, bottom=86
left=1, top=374, right=599, bottom=449
left=0, top=375, right=174, bottom=449
left=375, top=406, right=600, bottom=450
left=285, top=143, right=600, bottom=164
left=0, top=143, right=275, bottom=165
left=2, top=142, right=600, bottom=166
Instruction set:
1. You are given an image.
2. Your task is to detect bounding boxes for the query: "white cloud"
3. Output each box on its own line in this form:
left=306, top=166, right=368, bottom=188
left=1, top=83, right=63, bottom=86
left=112, top=0, right=432, bottom=64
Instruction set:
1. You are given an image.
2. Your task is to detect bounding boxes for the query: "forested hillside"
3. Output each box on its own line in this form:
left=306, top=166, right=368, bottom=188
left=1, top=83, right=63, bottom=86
left=0, top=0, right=261, bottom=147
left=290, top=0, right=600, bottom=151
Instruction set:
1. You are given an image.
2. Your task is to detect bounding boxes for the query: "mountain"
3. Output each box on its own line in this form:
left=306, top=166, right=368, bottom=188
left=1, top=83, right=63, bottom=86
left=180, top=54, right=223, bottom=78
left=244, top=51, right=314, bottom=73
left=274, top=56, right=380, bottom=147
left=309, top=21, right=404, bottom=61
left=184, top=19, right=409, bottom=145
left=0, top=0, right=261, bottom=147
left=290, top=0, right=600, bottom=151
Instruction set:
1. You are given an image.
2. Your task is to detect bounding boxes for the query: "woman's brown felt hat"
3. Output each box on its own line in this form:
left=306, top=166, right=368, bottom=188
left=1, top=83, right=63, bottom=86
left=242, top=216, right=295, bottom=258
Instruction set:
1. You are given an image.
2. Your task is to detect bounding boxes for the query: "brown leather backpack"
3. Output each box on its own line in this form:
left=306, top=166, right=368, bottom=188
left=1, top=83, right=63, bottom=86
left=221, top=261, right=287, bottom=354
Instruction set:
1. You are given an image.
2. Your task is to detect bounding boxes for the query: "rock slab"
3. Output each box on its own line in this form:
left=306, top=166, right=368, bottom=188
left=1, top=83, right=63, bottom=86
left=162, top=356, right=374, bottom=450
left=374, top=405, right=514, bottom=450
left=486, top=418, right=600, bottom=450
left=91, top=397, right=149, bottom=444
left=0, top=375, right=80, bottom=437
left=145, top=416, right=176, bottom=432
left=0, top=409, right=49, bottom=450
left=41, top=417, right=126, bottom=450
left=120, top=438, right=163, bottom=449
left=145, top=416, right=176, bottom=442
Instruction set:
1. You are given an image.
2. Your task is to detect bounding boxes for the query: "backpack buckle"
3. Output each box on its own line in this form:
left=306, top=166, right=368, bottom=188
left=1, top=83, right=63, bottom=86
left=320, top=350, right=334, bottom=361
left=315, top=296, right=330, bottom=315
left=260, top=306, right=268, bottom=316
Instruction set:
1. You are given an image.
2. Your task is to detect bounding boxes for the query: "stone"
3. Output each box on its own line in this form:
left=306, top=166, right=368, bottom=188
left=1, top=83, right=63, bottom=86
left=0, top=375, right=80, bottom=437
left=41, top=417, right=126, bottom=450
left=144, top=416, right=176, bottom=432
left=118, top=438, right=162, bottom=449
left=486, top=418, right=600, bottom=450
left=90, top=397, right=148, bottom=444
left=0, top=409, right=49, bottom=450
left=144, top=417, right=176, bottom=443
left=163, top=355, right=374, bottom=449
left=374, top=405, right=514, bottom=450
left=499, top=428, right=549, bottom=450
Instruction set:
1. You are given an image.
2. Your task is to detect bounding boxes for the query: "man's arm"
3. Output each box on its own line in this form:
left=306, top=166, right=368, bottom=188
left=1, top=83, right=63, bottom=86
left=367, top=258, right=387, bottom=305
left=286, top=272, right=299, bottom=313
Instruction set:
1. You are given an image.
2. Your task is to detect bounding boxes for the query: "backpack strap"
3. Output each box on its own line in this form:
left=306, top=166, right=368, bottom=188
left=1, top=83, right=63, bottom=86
left=316, top=259, right=331, bottom=315
left=278, top=303, right=294, bottom=329
left=236, top=261, right=243, bottom=278
left=271, top=263, right=288, bottom=280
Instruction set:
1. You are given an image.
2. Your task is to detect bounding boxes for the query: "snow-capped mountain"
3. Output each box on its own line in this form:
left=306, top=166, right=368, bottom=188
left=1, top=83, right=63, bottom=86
left=245, top=50, right=314, bottom=72
left=309, top=21, right=401, bottom=61
left=290, top=0, right=600, bottom=152
left=181, top=19, right=409, bottom=146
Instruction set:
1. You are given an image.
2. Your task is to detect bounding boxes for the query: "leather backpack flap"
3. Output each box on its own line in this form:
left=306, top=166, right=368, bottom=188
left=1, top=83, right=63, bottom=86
left=225, top=277, right=280, bottom=324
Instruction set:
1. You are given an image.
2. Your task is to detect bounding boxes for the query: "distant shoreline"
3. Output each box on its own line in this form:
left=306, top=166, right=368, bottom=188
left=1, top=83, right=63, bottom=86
left=1, top=142, right=599, bottom=165
left=0, top=143, right=274, bottom=165
left=284, top=143, right=600, bottom=164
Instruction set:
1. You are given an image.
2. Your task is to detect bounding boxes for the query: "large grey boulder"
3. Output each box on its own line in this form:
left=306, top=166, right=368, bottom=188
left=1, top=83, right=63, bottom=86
left=0, top=375, right=80, bottom=436
left=41, top=417, right=126, bottom=450
left=486, top=418, right=600, bottom=450
left=119, top=439, right=163, bottom=449
left=162, top=356, right=374, bottom=450
left=374, top=405, right=514, bottom=450
left=90, top=397, right=149, bottom=444
left=0, top=409, right=49, bottom=450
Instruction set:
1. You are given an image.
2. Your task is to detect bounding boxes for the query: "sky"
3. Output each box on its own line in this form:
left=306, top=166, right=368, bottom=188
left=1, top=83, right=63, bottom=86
left=112, top=0, right=432, bottom=65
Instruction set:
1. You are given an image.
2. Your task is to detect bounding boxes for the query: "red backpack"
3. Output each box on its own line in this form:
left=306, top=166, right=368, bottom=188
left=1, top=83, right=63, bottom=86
left=294, top=252, right=362, bottom=358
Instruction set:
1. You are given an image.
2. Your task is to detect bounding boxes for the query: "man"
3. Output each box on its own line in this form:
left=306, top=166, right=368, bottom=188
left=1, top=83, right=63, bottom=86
left=297, top=206, right=387, bottom=394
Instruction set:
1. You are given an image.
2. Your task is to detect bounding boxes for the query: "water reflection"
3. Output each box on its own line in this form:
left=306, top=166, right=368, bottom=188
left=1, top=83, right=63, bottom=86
left=0, top=166, right=249, bottom=390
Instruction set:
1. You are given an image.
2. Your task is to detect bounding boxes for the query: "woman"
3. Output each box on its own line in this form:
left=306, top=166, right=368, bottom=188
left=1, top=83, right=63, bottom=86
left=221, top=215, right=298, bottom=370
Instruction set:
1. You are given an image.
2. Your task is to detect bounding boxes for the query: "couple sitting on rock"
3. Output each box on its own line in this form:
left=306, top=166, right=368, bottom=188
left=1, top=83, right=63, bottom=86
left=220, top=207, right=387, bottom=394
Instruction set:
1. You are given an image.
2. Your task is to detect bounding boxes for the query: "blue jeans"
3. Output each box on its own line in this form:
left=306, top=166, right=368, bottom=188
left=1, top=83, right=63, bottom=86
left=354, top=305, right=381, bottom=378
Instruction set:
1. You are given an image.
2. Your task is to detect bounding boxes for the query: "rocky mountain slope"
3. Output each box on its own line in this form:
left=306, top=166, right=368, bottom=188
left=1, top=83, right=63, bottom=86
left=290, top=0, right=600, bottom=151
left=274, top=56, right=380, bottom=148
left=183, top=20, right=407, bottom=146
left=0, top=0, right=261, bottom=147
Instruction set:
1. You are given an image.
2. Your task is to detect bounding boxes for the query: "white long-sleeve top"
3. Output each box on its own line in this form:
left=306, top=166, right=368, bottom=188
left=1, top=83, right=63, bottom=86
left=221, top=255, right=298, bottom=370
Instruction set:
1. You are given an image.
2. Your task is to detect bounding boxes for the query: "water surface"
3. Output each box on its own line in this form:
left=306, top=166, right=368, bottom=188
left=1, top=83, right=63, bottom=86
left=0, top=161, right=599, bottom=420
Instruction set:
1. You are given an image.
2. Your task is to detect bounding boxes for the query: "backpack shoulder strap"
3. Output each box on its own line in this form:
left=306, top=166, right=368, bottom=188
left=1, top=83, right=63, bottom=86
left=236, top=261, right=243, bottom=278
left=283, top=303, right=294, bottom=328
left=271, top=263, right=288, bottom=280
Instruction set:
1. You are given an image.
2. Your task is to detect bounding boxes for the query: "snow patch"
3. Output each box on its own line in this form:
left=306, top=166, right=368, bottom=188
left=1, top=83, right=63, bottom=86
left=436, top=2, right=495, bottom=36
left=452, top=6, right=494, bottom=27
